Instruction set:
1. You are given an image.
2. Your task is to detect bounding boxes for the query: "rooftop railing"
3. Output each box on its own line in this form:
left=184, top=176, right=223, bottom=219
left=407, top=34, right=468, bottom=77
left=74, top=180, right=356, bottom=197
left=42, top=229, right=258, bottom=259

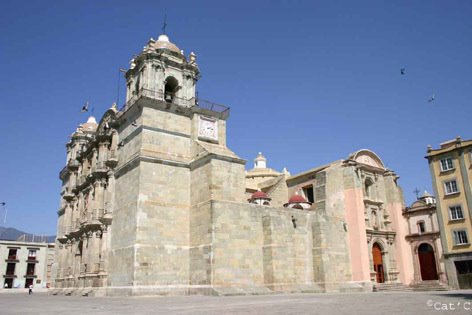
left=120, top=88, right=229, bottom=114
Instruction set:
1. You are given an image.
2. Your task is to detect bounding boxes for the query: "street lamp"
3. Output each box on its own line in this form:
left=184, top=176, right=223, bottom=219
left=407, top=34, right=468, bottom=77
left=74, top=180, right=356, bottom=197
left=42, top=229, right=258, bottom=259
left=0, top=202, right=6, bottom=225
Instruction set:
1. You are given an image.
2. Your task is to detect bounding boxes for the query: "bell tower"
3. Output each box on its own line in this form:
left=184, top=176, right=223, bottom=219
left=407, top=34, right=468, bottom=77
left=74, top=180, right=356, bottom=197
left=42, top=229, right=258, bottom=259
left=125, top=34, right=200, bottom=105
left=108, top=32, right=247, bottom=295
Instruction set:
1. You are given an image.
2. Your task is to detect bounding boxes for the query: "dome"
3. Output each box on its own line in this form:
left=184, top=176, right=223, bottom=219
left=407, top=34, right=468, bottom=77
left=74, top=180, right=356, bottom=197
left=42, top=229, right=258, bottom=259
left=251, top=191, right=270, bottom=200
left=153, top=34, right=181, bottom=54
left=422, top=190, right=433, bottom=198
left=288, top=194, right=307, bottom=204
left=81, top=116, right=98, bottom=132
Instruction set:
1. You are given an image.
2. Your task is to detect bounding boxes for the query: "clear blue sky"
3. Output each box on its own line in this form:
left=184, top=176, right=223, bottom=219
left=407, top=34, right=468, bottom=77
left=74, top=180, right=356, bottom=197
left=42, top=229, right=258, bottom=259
left=1, top=1, right=471, bottom=235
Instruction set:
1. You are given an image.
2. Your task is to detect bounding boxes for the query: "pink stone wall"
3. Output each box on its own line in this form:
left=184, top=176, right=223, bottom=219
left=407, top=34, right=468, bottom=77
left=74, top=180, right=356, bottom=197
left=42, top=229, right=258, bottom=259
left=388, top=201, right=414, bottom=284
left=344, top=188, right=371, bottom=281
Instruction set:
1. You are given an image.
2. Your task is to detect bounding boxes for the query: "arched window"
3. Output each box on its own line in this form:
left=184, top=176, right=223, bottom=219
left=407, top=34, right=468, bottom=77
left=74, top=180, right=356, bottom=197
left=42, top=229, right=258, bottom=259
left=164, top=76, right=179, bottom=102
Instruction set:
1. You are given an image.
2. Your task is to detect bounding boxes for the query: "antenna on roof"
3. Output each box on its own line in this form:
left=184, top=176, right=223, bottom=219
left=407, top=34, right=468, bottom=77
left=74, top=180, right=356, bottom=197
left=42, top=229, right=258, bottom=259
left=162, top=14, right=167, bottom=34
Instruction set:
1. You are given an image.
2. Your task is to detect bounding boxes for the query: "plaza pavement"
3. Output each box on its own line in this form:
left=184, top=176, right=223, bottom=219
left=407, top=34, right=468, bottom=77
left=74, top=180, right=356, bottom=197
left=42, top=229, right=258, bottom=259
left=0, top=290, right=471, bottom=314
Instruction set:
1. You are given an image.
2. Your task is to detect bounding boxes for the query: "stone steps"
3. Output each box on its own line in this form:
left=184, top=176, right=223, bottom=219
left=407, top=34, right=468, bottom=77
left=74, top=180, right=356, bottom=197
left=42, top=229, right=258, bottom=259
left=373, top=283, right=413, bottom=292
left=410, top=281, right=449, bottom=292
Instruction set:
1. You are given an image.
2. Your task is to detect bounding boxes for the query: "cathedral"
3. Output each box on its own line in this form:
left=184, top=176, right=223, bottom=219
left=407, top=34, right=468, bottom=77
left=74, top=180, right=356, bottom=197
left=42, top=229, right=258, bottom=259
left=52, top=33, right=414, bottom=296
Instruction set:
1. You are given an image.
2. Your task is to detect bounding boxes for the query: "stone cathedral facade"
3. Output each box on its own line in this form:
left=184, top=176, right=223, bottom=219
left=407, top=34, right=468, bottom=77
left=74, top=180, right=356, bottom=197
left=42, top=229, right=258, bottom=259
left=52, top=34, right=414, bottom=296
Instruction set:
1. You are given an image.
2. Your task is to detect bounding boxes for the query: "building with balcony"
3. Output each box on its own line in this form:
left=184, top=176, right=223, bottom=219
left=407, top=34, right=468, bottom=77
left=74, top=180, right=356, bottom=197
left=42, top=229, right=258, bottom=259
left=53, top=33, right=415, bottom=296
left=0, top=240, right=54, bottom=289
left=426, top=137, right=472, bottom=289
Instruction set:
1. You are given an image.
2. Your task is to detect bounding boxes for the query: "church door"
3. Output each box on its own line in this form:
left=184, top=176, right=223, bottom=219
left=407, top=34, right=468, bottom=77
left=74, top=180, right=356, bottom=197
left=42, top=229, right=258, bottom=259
left=372, top=243, right=385, bottom=283
left=418, top=243, right=438, bottom=281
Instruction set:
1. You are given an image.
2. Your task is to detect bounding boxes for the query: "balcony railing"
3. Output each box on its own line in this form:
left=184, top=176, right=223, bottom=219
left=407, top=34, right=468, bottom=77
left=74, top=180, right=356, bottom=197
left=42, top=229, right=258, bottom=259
left=121, top=88, right=229, bottom=114
left=7, top=255, right=17, bottom=260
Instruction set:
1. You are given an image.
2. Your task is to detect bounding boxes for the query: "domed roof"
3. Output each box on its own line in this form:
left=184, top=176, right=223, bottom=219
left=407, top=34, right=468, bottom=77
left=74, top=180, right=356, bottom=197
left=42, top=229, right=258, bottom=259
left=251, top=191, right=270, bottom=200
left=81, top=116, right=98, bottom=132
left=153, top=34, right=181, bottom=54
left=422, top=190, right=433, bottom=198
left=288, top=194, right=308, bottom=204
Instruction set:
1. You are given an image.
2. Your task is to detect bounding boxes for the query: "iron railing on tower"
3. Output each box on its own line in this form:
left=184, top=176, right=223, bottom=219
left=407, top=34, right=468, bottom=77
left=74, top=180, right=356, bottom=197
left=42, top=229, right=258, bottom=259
left=120, top=88, right=229, bottom=115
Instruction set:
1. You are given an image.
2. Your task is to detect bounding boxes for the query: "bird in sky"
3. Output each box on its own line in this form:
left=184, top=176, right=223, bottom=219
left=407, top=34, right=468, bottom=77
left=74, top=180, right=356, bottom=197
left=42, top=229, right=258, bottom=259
left=81, top=101, right=89, bottom=112
left=428, top=94, right=436, bottom=103
left=400, top=68, right=406, bottom=75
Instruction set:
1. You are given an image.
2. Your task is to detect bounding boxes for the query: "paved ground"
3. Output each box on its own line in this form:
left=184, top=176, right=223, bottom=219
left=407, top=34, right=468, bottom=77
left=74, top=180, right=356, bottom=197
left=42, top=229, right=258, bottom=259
left=1, top=290, right=472, bottom=314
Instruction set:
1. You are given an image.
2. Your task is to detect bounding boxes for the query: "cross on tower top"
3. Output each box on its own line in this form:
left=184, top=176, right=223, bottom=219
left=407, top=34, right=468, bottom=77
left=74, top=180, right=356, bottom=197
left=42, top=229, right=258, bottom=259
left=162, top=14, right=167, bottom=35
left=413, top=188, right=420, bottom=199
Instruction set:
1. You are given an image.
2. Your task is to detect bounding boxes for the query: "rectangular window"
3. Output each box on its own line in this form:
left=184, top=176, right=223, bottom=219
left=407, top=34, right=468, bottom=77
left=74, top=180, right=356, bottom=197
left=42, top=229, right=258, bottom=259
left=302, top=185, right=314, bottom=203
left=418, top=221, right=426, bottom=234
left=26, top=263, right=35, bottom=276
left=28, top=250, right=37, bottom=260
left=444, top=180, right=459, bottom=195
left=453, top=230, right=469, bottom=245
left=7, top=249, right=17, bottom=260
left=5, top=263, right=15, bottom=276
left=450, top=205, right=464, bottom=220
left=440, top=157, right=454, bottom=172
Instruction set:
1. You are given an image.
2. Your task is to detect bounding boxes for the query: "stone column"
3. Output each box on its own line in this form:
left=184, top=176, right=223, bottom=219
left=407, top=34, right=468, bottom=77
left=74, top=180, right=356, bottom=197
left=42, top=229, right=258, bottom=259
left=387, top=240, right=399, bottom=282
left=99, top=225, right=108, bottom=275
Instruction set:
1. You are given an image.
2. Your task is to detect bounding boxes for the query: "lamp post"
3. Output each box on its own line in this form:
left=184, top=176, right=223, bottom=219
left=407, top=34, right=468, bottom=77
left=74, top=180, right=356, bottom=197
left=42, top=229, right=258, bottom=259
left=0, top=202, right=6, bottom=225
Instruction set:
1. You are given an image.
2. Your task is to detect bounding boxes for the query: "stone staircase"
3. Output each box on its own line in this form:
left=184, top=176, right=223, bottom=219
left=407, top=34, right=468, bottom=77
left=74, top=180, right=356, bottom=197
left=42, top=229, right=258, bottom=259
left=373, top=283, right=412, bottom=292
left=410, top=281, right=449, bottom=292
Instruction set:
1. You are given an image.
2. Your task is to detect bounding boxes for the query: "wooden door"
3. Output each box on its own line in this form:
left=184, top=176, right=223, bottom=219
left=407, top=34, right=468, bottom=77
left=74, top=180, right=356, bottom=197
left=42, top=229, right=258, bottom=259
left=373, top=243, right=385, bottom=283
left=418, top=243, right=439, bottom=281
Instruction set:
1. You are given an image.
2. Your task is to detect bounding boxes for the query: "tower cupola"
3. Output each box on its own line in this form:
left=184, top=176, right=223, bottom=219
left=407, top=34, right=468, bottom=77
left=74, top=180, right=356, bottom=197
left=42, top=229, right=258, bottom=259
left=124, top=33, right=200, bottom=107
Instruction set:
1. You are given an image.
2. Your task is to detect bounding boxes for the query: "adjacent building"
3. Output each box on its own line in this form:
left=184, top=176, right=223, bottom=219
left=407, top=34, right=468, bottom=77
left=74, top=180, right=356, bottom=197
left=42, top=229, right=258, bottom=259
left=1, top=240, right=55, bottom=289
left=403, top=192, right=448, bottom=286
left=52, top=33, right=415, bottom=296
left=426, top=137, right=472, bottom=289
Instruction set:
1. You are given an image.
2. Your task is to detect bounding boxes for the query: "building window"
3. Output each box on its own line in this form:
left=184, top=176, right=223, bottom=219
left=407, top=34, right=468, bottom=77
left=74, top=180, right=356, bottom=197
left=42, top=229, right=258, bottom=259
left=449, top=205, right=464, bottom=220
left=302, top=185, right=314, bottom=203
left=418, top=221, right=426, bottom=234
left=440, top=157, right=454, bottom=172
left=7, top=249, right=17, bottom=260
left=453, top=230, right=469, bottom=245
left=5, top=263, right=15, bottom=276
left=28, top=250, right=37, bottom=260
left=444, top=180, right=459, bottom=195
left=26, top=263, right=35, bottom=276
left=365, top=178, right=374, bottom=198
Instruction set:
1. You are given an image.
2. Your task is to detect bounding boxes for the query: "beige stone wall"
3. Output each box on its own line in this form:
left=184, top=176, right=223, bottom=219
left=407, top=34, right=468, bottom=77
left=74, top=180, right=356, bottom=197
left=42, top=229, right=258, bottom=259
left=133, top=161, right=190, bottom=285
left=108, top=165, right=140, bottom=286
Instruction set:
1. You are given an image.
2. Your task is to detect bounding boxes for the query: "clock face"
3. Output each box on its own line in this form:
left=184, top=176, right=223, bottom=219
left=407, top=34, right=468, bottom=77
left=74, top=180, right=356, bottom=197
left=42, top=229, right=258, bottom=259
left=198, top=116, right=218, bottom=141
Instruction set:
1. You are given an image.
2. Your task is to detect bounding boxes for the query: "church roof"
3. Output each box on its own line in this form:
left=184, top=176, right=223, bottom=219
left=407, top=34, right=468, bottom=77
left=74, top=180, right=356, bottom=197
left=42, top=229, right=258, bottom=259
left=80, top=116, right=98, bottom=133
left=153, top=34, right=181, bottom=54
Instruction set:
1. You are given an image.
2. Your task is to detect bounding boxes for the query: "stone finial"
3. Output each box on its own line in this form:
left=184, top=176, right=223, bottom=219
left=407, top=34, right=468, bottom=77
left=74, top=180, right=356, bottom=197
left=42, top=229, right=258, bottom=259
left=130, top=58, right=136, bottom=69
left=110, top=102, right=118, bottom=111
left=189, top=51, right=197, bottom=64
left=427, top=144, right=432, bottom=152
left=282, top=167, right=290, bottom=175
